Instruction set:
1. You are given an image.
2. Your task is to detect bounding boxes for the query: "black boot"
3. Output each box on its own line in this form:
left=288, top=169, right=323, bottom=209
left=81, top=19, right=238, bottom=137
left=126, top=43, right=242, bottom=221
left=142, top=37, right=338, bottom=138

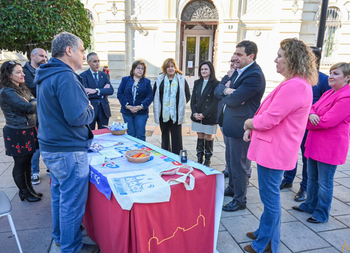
left=204, top=140, right=213, bottom=167
left=27, top=183, right=43, bottom=198
left=25, top=171, right=43, bottom=198
left=14, top=173, right=41, bottom=202
left=196, top=138, right=205, bottom=164
left=19, top=188, right=41, bottom=202
left=13, top=156, right=41, bottom=202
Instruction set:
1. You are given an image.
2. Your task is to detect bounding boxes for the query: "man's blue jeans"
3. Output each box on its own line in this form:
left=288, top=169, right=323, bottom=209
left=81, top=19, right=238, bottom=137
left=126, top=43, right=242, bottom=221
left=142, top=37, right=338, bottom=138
left=41, top=151, right=90, bottom=253
left=299, top=158, right=337, bottom=222
left=252, top=164, right=283, bottom=253
left=31, top=148, right=40, bottom=174
left=123, top=113, right=148, bottom=141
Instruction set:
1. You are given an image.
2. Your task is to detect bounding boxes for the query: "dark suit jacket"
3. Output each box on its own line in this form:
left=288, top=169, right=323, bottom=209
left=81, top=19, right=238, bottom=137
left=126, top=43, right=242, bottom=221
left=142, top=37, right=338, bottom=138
left=312, top=71, right=331, bottom=104
left=80, top=70, right=114, bottom=118
left=22, top=62, right=36, bottom=97
left=214, top=62, right=266, bottom=138
left=190, top=78, right=220, bottom=125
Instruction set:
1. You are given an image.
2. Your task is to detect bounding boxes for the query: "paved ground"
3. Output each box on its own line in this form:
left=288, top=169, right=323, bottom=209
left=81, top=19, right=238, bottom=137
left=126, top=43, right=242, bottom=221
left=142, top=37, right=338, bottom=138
left=1, top=98, right=350, bottom=253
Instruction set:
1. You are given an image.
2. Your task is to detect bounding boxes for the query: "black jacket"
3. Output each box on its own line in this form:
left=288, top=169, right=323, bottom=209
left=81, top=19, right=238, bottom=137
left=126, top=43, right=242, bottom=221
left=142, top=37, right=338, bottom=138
left=0, top=87, right=37, bottom=129
left=214, top=62, right=266, bottom=138
left=22, top=61, right=37, bottom=97
left=190, top=78, right=220, bottom=125
left=80, top=70, right=114, bottom=118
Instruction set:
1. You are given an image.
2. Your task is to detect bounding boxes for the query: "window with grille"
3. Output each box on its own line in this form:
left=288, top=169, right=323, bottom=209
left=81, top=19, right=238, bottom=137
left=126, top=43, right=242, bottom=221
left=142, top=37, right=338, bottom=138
left=320, top=7, right=341, bottom=66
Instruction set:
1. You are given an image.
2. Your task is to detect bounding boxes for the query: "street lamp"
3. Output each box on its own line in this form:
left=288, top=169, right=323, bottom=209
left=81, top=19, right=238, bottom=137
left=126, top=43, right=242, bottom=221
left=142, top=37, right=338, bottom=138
left=112, top=1, right=118, bottom=16
left=292, top=0, right=298, bottom=15
left=316, top=0, right=329, bottom=50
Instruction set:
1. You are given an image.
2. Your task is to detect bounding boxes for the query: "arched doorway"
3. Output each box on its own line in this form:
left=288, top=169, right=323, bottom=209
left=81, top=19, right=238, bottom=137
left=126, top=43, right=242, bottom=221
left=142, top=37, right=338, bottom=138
left=180, top=0, right=219, bottom=88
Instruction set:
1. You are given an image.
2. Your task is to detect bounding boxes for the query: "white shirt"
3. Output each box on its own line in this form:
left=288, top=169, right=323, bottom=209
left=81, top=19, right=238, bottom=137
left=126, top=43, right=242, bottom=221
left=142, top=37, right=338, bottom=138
left=233, top=61, right=255, bottom=84
left=223, top=61, right=255, bottom=112
left=90, top=68, right=99, bottom=82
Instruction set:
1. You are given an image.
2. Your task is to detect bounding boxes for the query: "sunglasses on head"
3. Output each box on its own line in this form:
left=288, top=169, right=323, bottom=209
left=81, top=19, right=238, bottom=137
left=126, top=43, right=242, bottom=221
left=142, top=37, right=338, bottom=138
left=5, top=61, right=21, bottom=72
left=9, top=60, right=20, bottom=64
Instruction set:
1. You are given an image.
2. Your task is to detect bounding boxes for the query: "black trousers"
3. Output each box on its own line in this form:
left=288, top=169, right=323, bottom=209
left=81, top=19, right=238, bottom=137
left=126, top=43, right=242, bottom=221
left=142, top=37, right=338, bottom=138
left=226, top=136, right=251, bottom=204
left=90, top=104, right=109, bottom=130
left=159, top=120, right=183, bottom=155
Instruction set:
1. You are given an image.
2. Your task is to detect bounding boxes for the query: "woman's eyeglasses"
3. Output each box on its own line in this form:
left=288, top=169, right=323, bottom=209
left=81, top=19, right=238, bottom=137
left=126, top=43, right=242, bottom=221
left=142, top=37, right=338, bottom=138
left=9, top=61, right=20, bottom=65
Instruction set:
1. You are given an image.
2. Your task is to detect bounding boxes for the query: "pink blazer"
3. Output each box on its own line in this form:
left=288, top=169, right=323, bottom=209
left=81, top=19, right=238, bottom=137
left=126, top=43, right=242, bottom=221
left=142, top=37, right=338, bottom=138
left=304, top=85, right=350, bottom=165
left=247, top=77, right=313, bottom=170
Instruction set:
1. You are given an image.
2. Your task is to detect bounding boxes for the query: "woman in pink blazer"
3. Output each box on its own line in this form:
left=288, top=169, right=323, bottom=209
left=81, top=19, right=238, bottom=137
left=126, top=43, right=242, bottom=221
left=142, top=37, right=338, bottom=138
left=293, top=62, right=350, bottom=223
left=242, top=39, right=318, bottom=253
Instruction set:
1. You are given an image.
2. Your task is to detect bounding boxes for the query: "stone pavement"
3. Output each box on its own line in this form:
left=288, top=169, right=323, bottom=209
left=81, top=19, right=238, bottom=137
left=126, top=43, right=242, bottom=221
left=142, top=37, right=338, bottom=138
left=0, top=98, right=350, bottom=253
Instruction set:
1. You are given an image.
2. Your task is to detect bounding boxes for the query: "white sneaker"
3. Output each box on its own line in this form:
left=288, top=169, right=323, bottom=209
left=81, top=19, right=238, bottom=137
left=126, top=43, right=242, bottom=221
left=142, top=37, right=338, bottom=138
left=31, top=173, right=40, bottom=185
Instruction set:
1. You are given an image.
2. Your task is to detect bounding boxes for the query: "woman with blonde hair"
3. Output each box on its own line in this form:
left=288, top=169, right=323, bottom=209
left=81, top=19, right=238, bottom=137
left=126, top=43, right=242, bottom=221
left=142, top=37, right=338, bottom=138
left=153, top=58, right=190, bottom=155
left=242, top=38, right=318, bottom=253
left=293, top=62, right=350, bottom=223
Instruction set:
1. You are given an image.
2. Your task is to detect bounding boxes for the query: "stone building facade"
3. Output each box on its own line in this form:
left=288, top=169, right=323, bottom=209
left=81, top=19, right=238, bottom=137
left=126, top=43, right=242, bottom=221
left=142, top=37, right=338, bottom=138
left=1, top=0, right=349, bottom=91
left=81, top=0, right=350, bottom=90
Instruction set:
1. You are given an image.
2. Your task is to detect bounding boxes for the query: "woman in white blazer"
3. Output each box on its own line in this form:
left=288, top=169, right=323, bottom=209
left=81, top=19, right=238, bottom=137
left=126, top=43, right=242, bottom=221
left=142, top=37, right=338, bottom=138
left=153, top=58, right=190, bottom=155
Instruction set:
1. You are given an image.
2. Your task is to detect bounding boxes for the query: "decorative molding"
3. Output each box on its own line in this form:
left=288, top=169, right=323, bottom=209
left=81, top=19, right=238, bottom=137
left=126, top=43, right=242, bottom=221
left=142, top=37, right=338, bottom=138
left=181, top=0, right=218, bottom=21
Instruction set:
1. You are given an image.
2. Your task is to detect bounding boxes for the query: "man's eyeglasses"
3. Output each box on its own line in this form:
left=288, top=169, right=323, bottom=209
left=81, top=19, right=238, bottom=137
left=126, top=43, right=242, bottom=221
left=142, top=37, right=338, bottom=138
left=228, top=60, right=235, bottom=63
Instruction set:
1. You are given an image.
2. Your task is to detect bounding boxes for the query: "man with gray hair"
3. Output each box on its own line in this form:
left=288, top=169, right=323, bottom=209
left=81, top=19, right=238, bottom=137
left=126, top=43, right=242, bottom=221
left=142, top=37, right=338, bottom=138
left=34, top=32, right=99, bottom=253
left=22, top=48, right=48, bottom=185
left=80, top=52, right=114, bottom=130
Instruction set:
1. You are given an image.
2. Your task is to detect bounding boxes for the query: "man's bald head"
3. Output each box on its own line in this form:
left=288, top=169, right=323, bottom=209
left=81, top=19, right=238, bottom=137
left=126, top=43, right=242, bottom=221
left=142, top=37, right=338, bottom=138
left=31, top=48, right=47, bottom=69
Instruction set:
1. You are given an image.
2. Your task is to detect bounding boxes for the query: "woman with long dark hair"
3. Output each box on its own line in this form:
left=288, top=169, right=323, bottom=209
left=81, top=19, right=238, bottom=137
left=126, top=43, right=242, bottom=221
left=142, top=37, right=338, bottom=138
left=190, top=61, right=219, bottom=166
left=0, top=61, right=42, bottom=202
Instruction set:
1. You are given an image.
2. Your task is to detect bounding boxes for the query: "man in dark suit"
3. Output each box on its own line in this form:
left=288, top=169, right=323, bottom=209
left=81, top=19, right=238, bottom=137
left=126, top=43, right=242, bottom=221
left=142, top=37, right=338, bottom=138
left=81, top=52, right=114, bottom=130
left=215, top=41, right=266, bottom=212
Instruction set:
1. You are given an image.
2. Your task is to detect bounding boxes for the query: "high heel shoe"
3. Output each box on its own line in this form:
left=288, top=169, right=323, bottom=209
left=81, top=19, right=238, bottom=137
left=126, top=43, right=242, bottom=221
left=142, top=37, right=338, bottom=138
left=28, top=184, right=43, bottom=198
left=19, top=189, right=41, bottom=202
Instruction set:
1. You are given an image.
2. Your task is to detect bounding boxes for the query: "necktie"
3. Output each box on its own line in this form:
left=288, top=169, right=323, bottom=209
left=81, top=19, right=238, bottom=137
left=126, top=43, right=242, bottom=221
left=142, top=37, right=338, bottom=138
left=93, top=73, right=98, bottom=87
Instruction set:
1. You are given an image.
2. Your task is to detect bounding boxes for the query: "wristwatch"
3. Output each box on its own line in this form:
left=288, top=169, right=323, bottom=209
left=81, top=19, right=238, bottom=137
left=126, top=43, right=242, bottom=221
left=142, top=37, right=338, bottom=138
left=95, top=88, right=100, bottom=96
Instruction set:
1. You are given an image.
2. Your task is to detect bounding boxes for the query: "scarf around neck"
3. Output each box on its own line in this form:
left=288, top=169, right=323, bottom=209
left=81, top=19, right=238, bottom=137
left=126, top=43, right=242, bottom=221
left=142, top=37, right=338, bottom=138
left=162, top=74, right=178, bottom=122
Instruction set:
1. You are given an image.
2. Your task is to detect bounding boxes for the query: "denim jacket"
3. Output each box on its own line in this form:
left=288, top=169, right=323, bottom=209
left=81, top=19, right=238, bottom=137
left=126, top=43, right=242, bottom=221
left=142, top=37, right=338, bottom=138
left=117, top=76, right=153, bottom=115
